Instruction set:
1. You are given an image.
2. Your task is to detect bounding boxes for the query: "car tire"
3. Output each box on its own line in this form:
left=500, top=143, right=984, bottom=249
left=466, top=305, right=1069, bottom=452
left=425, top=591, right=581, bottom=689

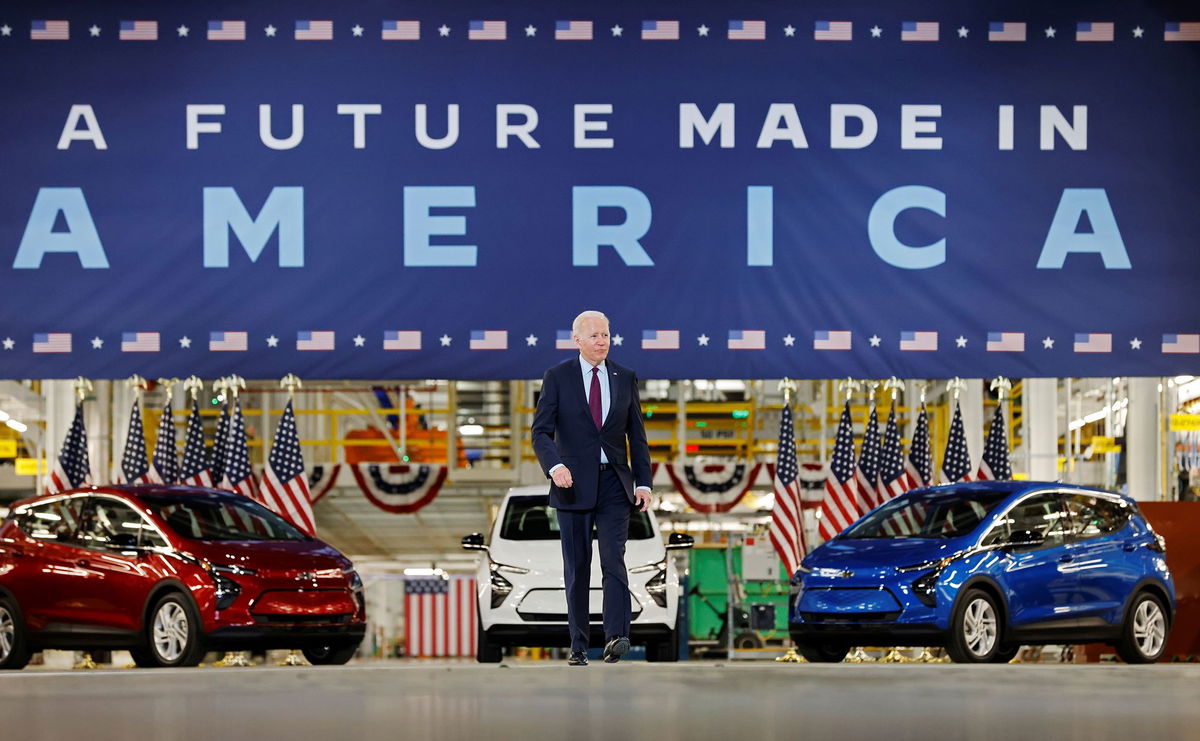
left=141, top=592, right=205, bottom=668
left=0, top=596, right=32, bottom=671
left=475, top=620, right=502, bottom=663
left=645, top=629, right=679, bottom=662
left=795, top=641, right=849, bottom=663
left=1115, top=591, right=1169, bottom=664
left=302, top=642, right=360, bottom=665
left=946, top=588, right=1002, bottom=663
left=990, top=645, right=1021, bottom=664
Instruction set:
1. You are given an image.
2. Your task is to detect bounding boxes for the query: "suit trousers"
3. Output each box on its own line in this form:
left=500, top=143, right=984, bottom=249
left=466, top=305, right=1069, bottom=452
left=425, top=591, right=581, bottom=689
left=557, top=467, right=633, bottom=652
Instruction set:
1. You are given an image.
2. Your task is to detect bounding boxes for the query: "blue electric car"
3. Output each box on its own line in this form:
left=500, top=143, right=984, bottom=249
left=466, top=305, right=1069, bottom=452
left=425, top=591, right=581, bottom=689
left=790, top=482, right=1174, bottom=663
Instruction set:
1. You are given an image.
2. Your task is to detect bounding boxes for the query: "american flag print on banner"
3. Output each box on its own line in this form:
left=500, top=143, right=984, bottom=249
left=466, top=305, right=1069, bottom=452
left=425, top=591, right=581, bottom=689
left=207, top=21, right=246, bottom=41
left=941, top=402, right=972, bottom=483
left=556, top=331, right=576, bottom=350
left=642, top=20, right=679, bottom=40
left=405, top=577, right=477, bottom=657
left=768, top=403, right=805, bottom=578
left=31, top=21, right=69, bottom=41
left=259, top=400, right=315, bottom=535
left=297, top=330, right=335, bottom=351
left=1076, top=22, right=1114, bottom=42
left=1074, top=333, right=1112, bottom=353
left=813, top=330, right=851, bottom=351
left=900, top=331, right=937, bottom=351
left=727, top=330, right=765, bottom=350
left=856, top=406, right=883, bottom=511
left=121, top=332, right=160, bottom=353
left=556, top=21, right=593, bottom=40
left=901, top=21, right=939, bottom=41
left=221, top=400, right=258, bottom=501
left=180, top=400, right=213, bottom=487
left=210, top=331, right=247, bottom=351
left=47, top=403, right=91, bottom=494
left=119, top=21, right=157, bottom=41
left=819, top=401, right=862, bottom=541
left=382, top=21, right=420, bottom=41
left=150, top=397, right=178, bottom=484
left=976, top=403, right=1012, bottom=481
left=728, top=20, right=766, bottom=41
left=468, top=20, right=506, bottom=41
left=33, top=333, right=72, bottom=353
left=295, top=20, right=333, bottom=41
left=814, top=21, right=852, bottom=41
left=989, top=22, right=1026, bottom=41
left=1165, top=22, right=1200, bottom=41
left=470, top=330, right=507, bottom=350
left=383, top=331, right=421, bottom=350
left=1163, top=334, right=1200, bottom=354
left=904, top=403, right=934, bottom=491
left=119, top=399, right=152, bottom=485
left=987, top=332, right=1025, bottom=352
left=642, top=330, right=679, bottom=350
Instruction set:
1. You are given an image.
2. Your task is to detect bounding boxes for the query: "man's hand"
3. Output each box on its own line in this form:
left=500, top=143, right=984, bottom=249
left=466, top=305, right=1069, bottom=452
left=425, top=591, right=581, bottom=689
left=634, top=488, right=652, bottom=512
left=551, top=466, right=573, bottom=489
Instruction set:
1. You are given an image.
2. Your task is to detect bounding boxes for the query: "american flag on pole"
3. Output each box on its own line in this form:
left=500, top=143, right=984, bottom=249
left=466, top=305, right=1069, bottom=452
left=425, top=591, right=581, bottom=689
left=941, top=402, right=973, bottom=483
left=879, top=406, right=909, bottom=501
left=768, top=403, right=805, bottom=578
left=382, top=20, right=420, bottom=41
left=118, top=399, right=152, bottom=484
left=46, top=403, right=91, bottom=494
left=819, top=401, right=862, bottom=541
left=405, top=577, right=478, bottom=657
left=259, top=400, right=315, bottom=535
left=976, top=403, right=1012, bottom=481
left=119, top=21, right=158, bottom=41
left=904, top=403, right=934, bottom=491
left=855, top=406, right=883, bottom=511
left=220, top=400, right=258, bottom=501
left=210, top=404, right=230, bottom=486
left=150, top=397, right=178, bottom=484
left=180, top=400, right=213, bottom=487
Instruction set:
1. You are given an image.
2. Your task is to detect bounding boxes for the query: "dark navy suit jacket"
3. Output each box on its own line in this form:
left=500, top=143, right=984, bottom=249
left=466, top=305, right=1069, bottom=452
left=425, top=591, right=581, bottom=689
left=531, top=357, right=653, bottom=510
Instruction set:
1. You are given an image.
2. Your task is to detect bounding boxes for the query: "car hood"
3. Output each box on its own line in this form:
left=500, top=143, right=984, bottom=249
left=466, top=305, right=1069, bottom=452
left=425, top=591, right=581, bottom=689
left=488, top=537, right=665, bottom=574
left=184, top=539, right=352, bottom=573
left=807, top=537, right=972, bottom=571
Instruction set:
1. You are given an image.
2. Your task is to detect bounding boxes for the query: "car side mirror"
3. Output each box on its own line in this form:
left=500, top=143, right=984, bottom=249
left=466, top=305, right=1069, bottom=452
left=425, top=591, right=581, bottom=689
left=666, top=532, right=694, bottom=550
left=461, top=533, right=488, bottom=552
left=1005, top=529, right=1046, bottom=549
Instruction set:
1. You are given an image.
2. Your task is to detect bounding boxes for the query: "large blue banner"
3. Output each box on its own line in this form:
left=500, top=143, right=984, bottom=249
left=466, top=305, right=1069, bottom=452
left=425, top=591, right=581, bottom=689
left=2, top=1, right=1198, bottom=379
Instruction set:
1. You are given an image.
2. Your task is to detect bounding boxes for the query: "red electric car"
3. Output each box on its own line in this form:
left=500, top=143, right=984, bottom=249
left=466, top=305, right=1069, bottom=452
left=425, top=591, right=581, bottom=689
left=0, top=485, right=366, bottom=670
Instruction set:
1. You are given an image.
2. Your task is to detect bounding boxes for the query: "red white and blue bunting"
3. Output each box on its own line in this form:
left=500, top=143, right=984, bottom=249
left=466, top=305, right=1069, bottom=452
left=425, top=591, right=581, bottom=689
left=305, top=463, right=448, bottom=514
left=663, top=462, right=763, bottom=513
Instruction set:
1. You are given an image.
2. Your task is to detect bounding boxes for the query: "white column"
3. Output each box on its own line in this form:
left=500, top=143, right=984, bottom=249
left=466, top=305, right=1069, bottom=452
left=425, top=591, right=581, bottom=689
left=1126, top=377, right=1160, bottom=501
left=42, top=380, right=76, bottom=489
left=1024, top=378, right=1059, bottom=481
left=961, top=378, right=985, bottom=472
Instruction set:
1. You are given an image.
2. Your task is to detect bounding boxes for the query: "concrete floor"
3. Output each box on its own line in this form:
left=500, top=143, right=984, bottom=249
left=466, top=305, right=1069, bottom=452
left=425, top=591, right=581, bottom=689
left=2, top=660, right=1199, bottom=740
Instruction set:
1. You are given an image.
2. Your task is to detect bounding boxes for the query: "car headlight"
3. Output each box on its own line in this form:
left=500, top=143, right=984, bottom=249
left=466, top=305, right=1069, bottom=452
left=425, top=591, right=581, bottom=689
left=199, top=560, right=257, bottom=610
left=344, top=567, right=365, bottom=611
left=897, top=557, right=955, bottom=608
left=487, top=559, right=528, bottom=607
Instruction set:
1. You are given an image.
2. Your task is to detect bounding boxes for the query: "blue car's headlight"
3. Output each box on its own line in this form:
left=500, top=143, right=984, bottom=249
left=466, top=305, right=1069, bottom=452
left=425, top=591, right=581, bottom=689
left=898, top=556, right=956, bottom=608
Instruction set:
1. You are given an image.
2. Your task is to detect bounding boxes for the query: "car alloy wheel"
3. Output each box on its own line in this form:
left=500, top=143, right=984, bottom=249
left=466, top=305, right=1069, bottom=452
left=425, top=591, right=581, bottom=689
left=947, top=588, right=1003, bottom=663
left=1133, top=599, right=1166, bottom=657
left=150, top=597, right=197, bottom=665
left=0, top=605, right=14, bottom=662
left=962, top=597, right=998, bottom=657
left=0, top=598, right=31, bottom=670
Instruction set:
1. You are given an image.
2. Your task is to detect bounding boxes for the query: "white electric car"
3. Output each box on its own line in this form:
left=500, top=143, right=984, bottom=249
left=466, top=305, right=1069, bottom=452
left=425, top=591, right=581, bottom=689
left=461, top=485, right=693, bottom=662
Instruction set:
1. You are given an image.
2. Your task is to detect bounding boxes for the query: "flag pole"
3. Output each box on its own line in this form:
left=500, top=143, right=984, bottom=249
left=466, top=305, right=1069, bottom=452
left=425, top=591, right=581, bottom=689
left=212, top=374, right=255, bottom=669
left=774, top=378, right=805, bottom=664
left=843, top=378, right=877, bottom=664
left=880, top=373, right=914, bottom=663
left=276, top=374, right=312, bottom=668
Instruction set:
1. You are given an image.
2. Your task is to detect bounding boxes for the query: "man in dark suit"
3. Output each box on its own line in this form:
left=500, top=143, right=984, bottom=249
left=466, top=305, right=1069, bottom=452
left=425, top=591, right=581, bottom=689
left=531, top=310, right=653, bottom=666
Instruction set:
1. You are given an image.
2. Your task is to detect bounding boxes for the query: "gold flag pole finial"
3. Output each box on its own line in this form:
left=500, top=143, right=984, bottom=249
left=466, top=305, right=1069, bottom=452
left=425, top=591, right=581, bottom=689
left=990, top=376, right=1012, bottom=402
left=224, top=375, right=246, bottom=400
left=778, top=377, right=797, bottom=403
left=72, top=376, right=93, bottom=404
left=947, top=377, right=968, bottom=402
left=837, top=377, right=861, bottom=403
left=915, top=381, right=930, bottom=405
left=157, top=377, right=180, bottom=405
left=884, top=376, right=904, bottom=402
left=183, top=376, right=205, bottom=403
left=280, top=373, right=302, bottom=398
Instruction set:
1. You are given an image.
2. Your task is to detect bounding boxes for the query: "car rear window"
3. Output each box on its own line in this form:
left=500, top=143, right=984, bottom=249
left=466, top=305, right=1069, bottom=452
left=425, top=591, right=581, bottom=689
left=499, top=495, right=655, bottom=540
left=138, top=492, right=309, bottom=541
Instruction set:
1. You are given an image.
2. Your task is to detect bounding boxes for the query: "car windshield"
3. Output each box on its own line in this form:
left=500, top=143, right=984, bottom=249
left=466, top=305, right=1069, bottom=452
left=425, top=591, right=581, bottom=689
left=840, top=489, right=1011, bottom=540
left=139, top=492, right=309, bottom=542
left=499, top=495, right=656, bottom=541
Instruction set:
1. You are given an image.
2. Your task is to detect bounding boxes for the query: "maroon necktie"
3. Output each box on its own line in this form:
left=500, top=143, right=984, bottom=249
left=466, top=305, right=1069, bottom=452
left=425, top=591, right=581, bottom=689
left=589, top=366, right=603, bottom=429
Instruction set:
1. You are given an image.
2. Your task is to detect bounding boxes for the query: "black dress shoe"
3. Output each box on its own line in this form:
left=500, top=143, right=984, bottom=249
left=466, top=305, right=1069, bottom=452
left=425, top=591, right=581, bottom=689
left=568, top=651, right=588, bottom=666
left=603, top=636, right=630, bottom=663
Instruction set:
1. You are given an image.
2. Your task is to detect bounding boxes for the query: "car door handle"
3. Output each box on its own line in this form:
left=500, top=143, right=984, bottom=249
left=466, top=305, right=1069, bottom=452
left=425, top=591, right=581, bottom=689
left=1123, top=542, right=1137, bottom=552
left=1058, top=554, right=1074, bottom=563
left=76, top=559, right=89, bottom=567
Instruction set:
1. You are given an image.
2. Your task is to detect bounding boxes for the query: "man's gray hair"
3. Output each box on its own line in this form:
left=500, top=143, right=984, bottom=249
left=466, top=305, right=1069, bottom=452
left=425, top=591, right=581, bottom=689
left=572, top=310, right=609, bottom=337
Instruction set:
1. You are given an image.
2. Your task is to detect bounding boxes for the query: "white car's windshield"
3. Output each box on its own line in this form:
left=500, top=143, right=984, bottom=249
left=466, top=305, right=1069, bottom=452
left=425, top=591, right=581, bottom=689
left=500, top=495, right=656, bottom=540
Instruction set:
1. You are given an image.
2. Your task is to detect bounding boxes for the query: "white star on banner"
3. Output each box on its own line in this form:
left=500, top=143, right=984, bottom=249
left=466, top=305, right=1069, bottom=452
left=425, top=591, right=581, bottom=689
left=698, top=24, right=709, bottom=37
left=957, top=26, right=968, bottom=38
left=525, top=25, right=536, bottom=37
left=1130, top=337, right=1142, bottom=349
left=783, top=25, right=795, bottom=37
left=869, top=335, right=881, bottom=347
left=352, top=25, right=364, bottom=37
left=612, top=334, right=623, bottom=346
left=1, top=338, right=13, bottom=350
left=179, top=336, right=191, bottom=348
left=89, top=25, right=100, bottom=37
left=956, top=335, right=968, bottom=348
left=438, top=24, right=450, bottom=37
left=440, top=334, right=452, bottom=346
left=1133, top=27, right=1144, bottom=38
left=870, top=25, right=882, bottom=38
left=783, top=334, right=795, bottom=346
left=525, top=334, right=538, bottom=346
left=265, top=24, right=277, bottom=37
left=611, top=25, right=623, bottom=37
left=1045, top=27, right=1056, bottom=38
left=697, top=334, right=709, bottom=346
left=91, top=336, right=103, bottom=349
left=266, top=335, right=279, bottom=347
left=1042, top=336, right=1055, bottom=349
left=177, top=25, right=189, bottom=37
left=0, top=25, right=12, bottom=37
left=353, top=334, right=365, bottom=347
